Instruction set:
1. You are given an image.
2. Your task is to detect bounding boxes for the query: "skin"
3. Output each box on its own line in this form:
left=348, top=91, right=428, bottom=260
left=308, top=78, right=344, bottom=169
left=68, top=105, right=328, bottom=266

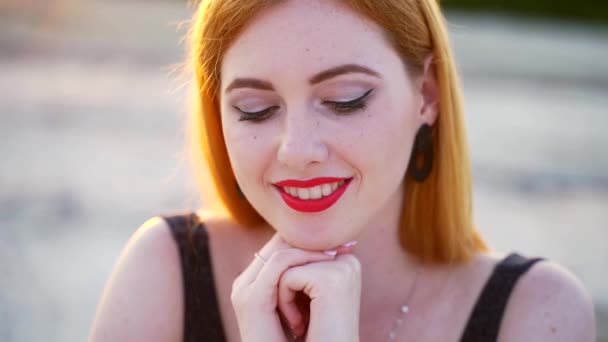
left=89, top=0, right=596, bottom=341
left=220, top=0, right=437, bottom=339
left=220, top=0, right=431, bottom=252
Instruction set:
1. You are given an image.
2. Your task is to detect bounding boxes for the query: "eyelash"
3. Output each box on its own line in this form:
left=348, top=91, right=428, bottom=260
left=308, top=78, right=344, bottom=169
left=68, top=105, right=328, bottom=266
left=235, top=106, right=278, bottom=122
left=235, top=88, right=374, bottom=123
left=324, top=88, right=372, bottom=114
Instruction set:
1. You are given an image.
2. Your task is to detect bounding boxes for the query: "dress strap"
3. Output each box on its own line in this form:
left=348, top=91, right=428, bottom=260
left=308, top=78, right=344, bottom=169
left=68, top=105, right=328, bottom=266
left=163, top=213, right=227, bottom=342
left=459, top=253, right=544, bottom=342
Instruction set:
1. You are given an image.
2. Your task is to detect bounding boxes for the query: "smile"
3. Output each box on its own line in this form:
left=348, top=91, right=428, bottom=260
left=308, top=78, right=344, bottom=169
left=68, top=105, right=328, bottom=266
left=274, top=177, right=352, bottom=213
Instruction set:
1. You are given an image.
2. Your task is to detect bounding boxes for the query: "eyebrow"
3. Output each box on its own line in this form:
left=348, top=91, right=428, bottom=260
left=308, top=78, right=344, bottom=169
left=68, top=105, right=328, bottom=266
left=224, top=63, right=381, bottom=93
left=309, top=64, right=381, bottom=85
left=225, top=78, right=275, bottom=92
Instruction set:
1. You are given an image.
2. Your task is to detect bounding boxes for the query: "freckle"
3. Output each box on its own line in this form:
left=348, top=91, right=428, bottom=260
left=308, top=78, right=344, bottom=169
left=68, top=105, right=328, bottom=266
left=305, top=47, right=310, bottom=52
left=550, top=326, right=557, bottom=334
left=253, top=135, right=257, bottom=140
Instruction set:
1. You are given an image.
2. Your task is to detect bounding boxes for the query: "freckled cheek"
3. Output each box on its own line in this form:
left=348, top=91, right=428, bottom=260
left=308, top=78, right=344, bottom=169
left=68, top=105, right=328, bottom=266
left=345, top=114, right=412, bottom=175
left=325, top=120, right=383, bottom=177
left=224, top=127, right=276, bottom=183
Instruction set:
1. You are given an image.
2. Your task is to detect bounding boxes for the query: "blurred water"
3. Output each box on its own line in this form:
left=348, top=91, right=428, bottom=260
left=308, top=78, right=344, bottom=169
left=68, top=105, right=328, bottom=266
left=1, top=2, right=607, bottom=341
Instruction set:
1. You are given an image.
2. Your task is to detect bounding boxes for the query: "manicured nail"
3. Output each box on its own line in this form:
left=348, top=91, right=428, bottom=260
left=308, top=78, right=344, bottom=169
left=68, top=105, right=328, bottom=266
left=342, top=240, right=357, bottom=248
left=323, top=249, right=337, bottom=256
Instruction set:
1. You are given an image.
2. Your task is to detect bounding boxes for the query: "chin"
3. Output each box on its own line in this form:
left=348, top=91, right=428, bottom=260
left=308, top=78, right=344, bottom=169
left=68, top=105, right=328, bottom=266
left=277, top=220, right=347, bottom=251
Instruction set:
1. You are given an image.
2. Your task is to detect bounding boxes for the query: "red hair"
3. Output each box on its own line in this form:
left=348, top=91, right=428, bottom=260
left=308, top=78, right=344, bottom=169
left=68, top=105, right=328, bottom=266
left=187, top=0, right=488, bottom=263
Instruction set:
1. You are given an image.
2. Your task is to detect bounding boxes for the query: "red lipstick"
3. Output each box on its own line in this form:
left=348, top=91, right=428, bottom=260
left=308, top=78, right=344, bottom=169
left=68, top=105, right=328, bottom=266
left=274, top=177, right=352, bottom=213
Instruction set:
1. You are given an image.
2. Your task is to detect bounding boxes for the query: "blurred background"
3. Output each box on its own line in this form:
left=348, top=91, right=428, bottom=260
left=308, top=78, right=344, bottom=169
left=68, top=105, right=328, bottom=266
left=0, top=0, right=606, bottom=341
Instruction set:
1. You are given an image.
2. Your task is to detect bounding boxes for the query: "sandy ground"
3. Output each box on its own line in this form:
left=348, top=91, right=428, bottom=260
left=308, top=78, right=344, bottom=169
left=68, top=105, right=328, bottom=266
left=1, top=1, right=607, bottom=341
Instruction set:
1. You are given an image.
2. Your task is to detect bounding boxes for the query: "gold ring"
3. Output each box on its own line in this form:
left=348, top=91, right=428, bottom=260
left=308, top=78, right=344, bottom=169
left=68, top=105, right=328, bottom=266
left=254, top=252, right=267, bottom=265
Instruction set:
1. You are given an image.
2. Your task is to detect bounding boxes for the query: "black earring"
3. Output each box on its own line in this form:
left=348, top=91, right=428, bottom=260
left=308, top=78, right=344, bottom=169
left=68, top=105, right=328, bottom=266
left=407, top=123, right=433, bottom=182
left=235, top=181, right=246, bottom=199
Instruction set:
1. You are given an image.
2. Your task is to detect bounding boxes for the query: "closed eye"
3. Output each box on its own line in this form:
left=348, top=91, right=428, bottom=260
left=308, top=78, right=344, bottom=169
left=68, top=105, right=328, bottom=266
left=323, top=88, right=373, bottom=114
left=234, top=105, right=280, bottom=122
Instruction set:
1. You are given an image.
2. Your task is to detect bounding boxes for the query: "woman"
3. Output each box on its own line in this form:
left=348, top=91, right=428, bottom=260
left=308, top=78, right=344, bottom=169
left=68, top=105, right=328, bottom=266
left=90, top=0, right=596, bottom=341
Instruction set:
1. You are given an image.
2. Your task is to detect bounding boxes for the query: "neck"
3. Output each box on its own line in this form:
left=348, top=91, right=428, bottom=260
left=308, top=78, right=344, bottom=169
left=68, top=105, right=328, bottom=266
left=352, top=183, right=420, bottom=318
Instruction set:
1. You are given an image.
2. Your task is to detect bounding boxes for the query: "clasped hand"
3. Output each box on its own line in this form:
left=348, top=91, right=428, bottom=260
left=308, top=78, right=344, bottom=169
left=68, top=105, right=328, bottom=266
left=231, top=233, right=361, bottom=342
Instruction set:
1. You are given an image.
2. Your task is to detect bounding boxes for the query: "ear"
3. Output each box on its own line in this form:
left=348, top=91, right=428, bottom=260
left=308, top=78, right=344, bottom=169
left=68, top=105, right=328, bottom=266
left=417, top=54, right=439, bottom=126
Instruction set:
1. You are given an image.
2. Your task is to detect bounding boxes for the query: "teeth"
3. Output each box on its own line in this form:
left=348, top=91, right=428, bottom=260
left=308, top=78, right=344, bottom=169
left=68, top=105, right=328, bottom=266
left=321, top=183, right=332, bottom=196
left=297, top=187, right=310, bottom=200
left=310, top=185, right=322, bottom=199
left=282, top=180, right=348, bottom=200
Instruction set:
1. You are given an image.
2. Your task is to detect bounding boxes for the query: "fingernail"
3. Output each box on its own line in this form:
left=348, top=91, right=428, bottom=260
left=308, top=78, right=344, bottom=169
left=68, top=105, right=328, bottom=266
left=323, top=249, right=337, bottom=256
left=342, top=240, right=357, bottom=248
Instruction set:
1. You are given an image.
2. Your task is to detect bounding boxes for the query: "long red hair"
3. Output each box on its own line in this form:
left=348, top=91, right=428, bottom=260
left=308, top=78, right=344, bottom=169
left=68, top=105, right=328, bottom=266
left=187, top=0, right=488, bottom=263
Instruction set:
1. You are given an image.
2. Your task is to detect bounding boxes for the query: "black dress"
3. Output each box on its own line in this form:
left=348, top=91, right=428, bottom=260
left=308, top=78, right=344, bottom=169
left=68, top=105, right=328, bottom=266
left=162, top=213, right=544, bottom=342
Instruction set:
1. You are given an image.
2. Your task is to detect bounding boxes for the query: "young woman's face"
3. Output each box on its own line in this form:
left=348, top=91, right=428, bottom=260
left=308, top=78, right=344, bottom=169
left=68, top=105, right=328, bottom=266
left=220, top=0, right=435, bottom=250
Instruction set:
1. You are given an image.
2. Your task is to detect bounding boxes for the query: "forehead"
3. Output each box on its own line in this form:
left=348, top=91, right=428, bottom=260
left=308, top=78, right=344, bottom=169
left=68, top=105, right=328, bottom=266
left=220, top=0, right=401, bottom=88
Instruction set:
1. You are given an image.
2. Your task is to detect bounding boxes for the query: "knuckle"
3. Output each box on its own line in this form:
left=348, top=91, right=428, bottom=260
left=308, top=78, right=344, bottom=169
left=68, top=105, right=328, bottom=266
left=268, top=249, right=286, bottom=262
left=230, top=288, right=243, bottom=306
left=324, top=271, right=344, bottom=290
left=231, top=272, right=247, bottom=291
left=337, top=254, right=361, bottom=277
left=230, top=278, right=250, bottom=307
left=266, top=250, right=285, bottom=267
left=268, top=248, right=300, bottom=266
left=281, top=266, right=295, bottom=282
left=231, top=285, right=258, bottom=309
left=348, top=255, right=362, bottom=273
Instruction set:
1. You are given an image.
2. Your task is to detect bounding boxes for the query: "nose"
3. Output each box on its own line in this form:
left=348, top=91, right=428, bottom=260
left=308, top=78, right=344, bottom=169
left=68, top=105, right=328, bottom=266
left=277, top=113, right=329, bottom=171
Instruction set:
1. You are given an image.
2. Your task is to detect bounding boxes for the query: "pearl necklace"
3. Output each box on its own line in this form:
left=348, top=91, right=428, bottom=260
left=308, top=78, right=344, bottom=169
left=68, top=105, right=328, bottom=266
left=386, top=269, right=421, bottom=341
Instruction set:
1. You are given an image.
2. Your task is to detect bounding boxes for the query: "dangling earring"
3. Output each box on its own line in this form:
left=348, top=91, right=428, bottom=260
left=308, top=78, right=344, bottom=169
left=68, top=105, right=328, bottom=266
left=407, top=123, right=433, bottom=182
left=235, top=181, right=246, bottom=199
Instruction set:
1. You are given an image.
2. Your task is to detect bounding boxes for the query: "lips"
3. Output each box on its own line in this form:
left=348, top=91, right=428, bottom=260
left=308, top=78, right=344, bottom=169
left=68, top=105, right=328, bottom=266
left=274, top=177, right=352, bottom=213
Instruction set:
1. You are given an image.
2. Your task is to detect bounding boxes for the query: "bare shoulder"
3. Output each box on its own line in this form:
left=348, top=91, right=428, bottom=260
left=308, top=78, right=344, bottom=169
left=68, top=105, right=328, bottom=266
left=89, top=216, right=183, bottom=342
left=498, top=258, right=596, bottom=341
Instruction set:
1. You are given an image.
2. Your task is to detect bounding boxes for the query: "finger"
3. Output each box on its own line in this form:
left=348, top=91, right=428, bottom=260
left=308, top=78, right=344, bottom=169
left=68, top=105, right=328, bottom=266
left=334, top=244, right=355, bottom=255
left=277, top=262, right=325, bottom=334
left=253, top=248, right=334, bottom=294
left=235, top=252, right=269, bottom=285
left=280, top=291, right=310, bottom=338
left=277, top=269, right=302, bottom=332
left=324, top=240, right=358, bottom=256
left=236, top=233, right=294, bottom=284
left=294, top=291, right=311, bottom=337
